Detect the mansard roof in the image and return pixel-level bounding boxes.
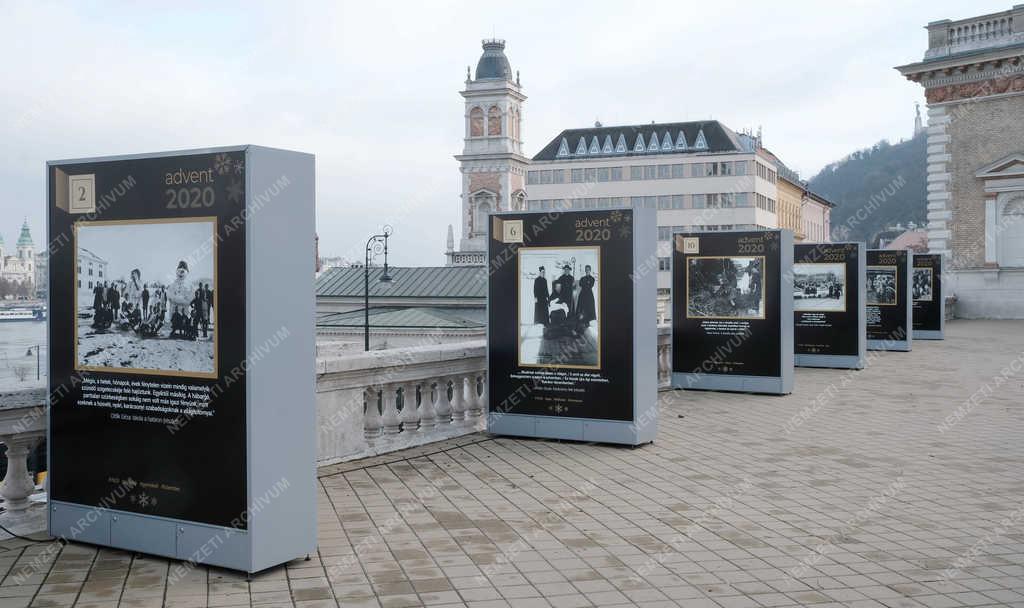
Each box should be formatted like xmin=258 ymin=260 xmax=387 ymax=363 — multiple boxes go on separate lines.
xmin=316 ymin=266 xmax=486 ymax=299
xmin=532 ymin=120 xmax=743 ymax=161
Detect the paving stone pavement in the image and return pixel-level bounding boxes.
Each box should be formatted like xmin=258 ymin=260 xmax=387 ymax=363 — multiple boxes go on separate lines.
xmin=0 ymin=319 xmax=1021 ymax=607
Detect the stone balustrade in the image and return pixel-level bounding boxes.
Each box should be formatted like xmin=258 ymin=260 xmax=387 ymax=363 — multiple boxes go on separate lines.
xmin=926 ymin=6 xmax=1024 ymax=59
xmin=0 ymin=386 xmax=47 ymax=512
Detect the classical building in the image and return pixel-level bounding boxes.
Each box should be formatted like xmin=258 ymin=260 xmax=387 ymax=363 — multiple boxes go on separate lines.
xmin=772 ymin=158 xmax=833 ymax=243
xmin=447 ymin=39 xmax=528 ymax=267
xmin=897 ymin=5 xmax=1024 ymax=318
xmin=0 ymin=220 xmax=36 ymax=287
xmin=76 ymin=246 xmax=108 ymax=301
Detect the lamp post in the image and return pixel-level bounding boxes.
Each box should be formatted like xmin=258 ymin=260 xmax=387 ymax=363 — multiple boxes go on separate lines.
xmin=364 ymin=226 xmax=393 ymax=351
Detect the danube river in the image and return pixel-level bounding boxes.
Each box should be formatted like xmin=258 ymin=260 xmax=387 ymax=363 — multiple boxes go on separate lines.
xmin=0 ymin=320 xmax=46 ymax=390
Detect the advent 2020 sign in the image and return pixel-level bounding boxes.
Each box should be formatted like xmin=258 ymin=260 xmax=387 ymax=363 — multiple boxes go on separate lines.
xmin=912 ymin=253 xmax=944 ymax=340
xmin=48 ymin=146 xmax=316 ymax=572
xmin=865 ymin=249 xmax=912 ymax=351
xmin=486 ymin=207 xmax=657 ymax=445
xmin=793 ymin=242 xmax=866 ymax=369
xmin=672 ymin=229 xmax=794 ymax=394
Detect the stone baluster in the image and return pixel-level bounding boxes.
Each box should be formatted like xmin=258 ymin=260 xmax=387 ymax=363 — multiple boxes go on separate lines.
xmin=417 ymin=382 xmax=437 ymax=430
xmin=449 ymin=375 xmax=467 ymax=423
xmin=400 ymin=383 xmax=420 ymax=433
xmin=658 ymin=343 xmax=671 ymax=388
xmin=364 ymin=386 xmax=383 ymax=439
xmin=0 ymin=433 xmax=43 ymax=512
xmin=381 ymin=384 xmax=402 ymax=435
xmin=468 ymin=373 xmax=485 ymax=418
xmin=434 ymin=377 xmax=453 ymax=424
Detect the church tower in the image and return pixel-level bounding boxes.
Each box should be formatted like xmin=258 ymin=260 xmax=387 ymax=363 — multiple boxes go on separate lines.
xmin=16 ymin=219 xmax=33 ymax=274
xmin=447 ymin=39 xmax=528 ymax=266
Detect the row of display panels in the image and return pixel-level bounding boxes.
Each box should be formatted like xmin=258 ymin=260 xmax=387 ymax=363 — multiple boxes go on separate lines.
xmin=485 ymin=212 xmax=944 ymax=446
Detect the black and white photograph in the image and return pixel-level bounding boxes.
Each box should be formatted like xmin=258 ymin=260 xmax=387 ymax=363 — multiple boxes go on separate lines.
xmin=517 ymin=246 xmax=600 ymax=368
xmin=75 ymin=218 xmax=217 ymax=377
xmin=686 ymin=256 xmax=765 ymax=319
xmin=867 ymin=265 xmax=898 ymax=306
xmin=913 ymin=267 xmax=933 ymax=302
xmin=793 ymin=262 xmax=846 ymax=312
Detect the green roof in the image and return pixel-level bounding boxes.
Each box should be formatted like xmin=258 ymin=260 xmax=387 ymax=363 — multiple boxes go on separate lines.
xmin=316 ymin=266 xmax=487 ymax=299
xmin=317 ymin=306 xmax=485 ymax=330
xmin=16 ymin=220 xmax=32 ymax=247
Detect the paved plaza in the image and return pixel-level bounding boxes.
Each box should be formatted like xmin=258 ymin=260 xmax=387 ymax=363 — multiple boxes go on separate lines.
xmin=1 ymin=320 xmax=1022 ymax=607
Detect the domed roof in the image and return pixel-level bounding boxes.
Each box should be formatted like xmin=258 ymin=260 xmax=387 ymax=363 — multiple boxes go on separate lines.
xmin=475 ymin=39 xmax=512 ymax=81
xmin=16 ymin=219 xmax=32 ymax=247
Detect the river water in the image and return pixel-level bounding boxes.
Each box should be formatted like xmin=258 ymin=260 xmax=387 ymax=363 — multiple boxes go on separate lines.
xmin=0 ymin=321 xmax=47 ymax=390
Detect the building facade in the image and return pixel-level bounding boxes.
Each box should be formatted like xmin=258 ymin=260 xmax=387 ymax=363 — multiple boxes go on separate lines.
xmin=525 ymin=122 xmax=783 ymax=294
xmin=0 ymin=220 xmax=36 ymax=287
xmin=897 ymin=4 xmax=1024 ymax=318
xmin=76 ymin=247 xmax=108 ymax=302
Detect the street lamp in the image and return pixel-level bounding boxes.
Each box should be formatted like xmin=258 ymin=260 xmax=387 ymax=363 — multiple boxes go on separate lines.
xmin=364 ymin=226 xmax=394 ymax=351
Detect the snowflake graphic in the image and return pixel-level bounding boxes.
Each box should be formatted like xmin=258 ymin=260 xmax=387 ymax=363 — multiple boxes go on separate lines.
xmin=214 ymin=154 xmax=232 ymax=175
xmin=609 ymin=210 xmax=623 ymax=223
xmin=234 ymin=160 xmax=244 ymax=175
xmin=227 ymin=180 xmax=243 ymax=203
xmin=770 ymin=239 xmax=779 ymax=252
xmin=137 ymin=493 xmax=151 ymax=507
xmin=618 ymin=226 xmax=632 ymax=239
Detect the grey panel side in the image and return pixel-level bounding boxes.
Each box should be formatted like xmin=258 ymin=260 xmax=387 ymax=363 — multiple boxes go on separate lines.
xmin=47 ymin=145 xmax=250 ymax=167
xmin=245 ymin=147 xmax=317 ymax=572
xmin=795 ymin=354 xmax=864 ymax=369
xmin=867 ymin=339 xmax=912 ymax=351
xmin=857 ymin=245 xmax=867 ymax=366
xmin=904 ymin=253 xmax=914 ymax=351
xmin=673 ymin=373 xmax=789 ymax=395
xmin=779 ymin=231 xmax=794 ymax=394
xmin=632 ymin=205 xmax=658 ymax=444
xmin=914 ymin=330 xmax=945 ymax=340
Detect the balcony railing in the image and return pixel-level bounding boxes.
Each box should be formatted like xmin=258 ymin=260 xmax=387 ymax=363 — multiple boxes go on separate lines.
xmin=926 ymin=7 xmax=1024 ymax=60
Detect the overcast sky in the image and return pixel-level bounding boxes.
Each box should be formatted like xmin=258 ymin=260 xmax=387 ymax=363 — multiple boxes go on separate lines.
xmin=0 ymin=1 xmax=1002 ymax=267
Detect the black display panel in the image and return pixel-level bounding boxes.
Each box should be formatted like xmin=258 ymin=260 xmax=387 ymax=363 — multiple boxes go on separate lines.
xmin=672 ymin=230 xmax=783 ymax=377
xmin=794 ymin=243 xmax=860 ymax=357
xmin=912 ymin=254 xmax=942 ymax=332
xmin=487 ymin=210 xmax=633 ymax=421
xmin=865 ymin=249 xmax=909 ymax=342
xmin=49 ymin=152 xmax=246 ymax=528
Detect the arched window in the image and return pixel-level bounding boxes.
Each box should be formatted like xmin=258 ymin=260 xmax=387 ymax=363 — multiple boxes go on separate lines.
xmin=472 ymin=191 xmax=495 ymax=235
xmin=487 ymin=106 xmax=502 ymax=136
xmin=999 ymin=197 xmax=1024 ymax=267
xmin=469 ymin=107 xmax=484 ymax=137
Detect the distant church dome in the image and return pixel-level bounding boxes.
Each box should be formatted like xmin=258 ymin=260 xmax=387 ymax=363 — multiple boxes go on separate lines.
xmin=475 ymin=39 xmax=512 ymax=80
xmin=17 ymin=219 xmax=32 ymax=247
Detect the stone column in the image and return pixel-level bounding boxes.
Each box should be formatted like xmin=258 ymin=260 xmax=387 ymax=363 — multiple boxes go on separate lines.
xmin=450 ymin=375 xmax=467 ymax=423
xmin=0 ymin=433 xmax=43 ymax=512
xmin=364 ymin=387 xmax=383 ymax=439
xmin=400 ymin=383 xmax=420 ymax=433
xmin=418 ymin=382 xmax=437 ymax=430
xmin=381 ymin=385 xmax=402 ymax=435
xmin=434 ymin=378 xmax=453 ymax=424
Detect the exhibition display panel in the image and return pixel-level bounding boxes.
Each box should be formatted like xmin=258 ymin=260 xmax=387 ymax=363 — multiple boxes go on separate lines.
xmin=671 ymin=229 xmax=794 ymax=394
xmin=912 ymin=253 xmax=944 ymax=340
xmin=865 ymin=248 xmax=912 ymax=351
xmin=486 ymin=207 xmax=657 ymax=445
xmin=47 ymin=146 xmax=316 ymax=572
xmin=793 ymin=242 xmax=866 ymax=369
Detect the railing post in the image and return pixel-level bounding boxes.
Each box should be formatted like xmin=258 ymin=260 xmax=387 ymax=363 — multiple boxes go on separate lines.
xmin=400 ymin=383 xmax=420 ymax=433
xmin=381 ymin=384 xmax=402 ymax=435
xmin=450 ymin=375 xmax=467 ymax=423
xmin=434 ymin=377 xmax=453 ymax=424
xmin=469 ymin=373 xmax=485 ymax=418
xmin=0 ymin=433 xmax=42 ymax=512
xmin=418 ymin=381 xmax=437 ymax=430
xmin=364 ymin=386 xmax=383 ymax=439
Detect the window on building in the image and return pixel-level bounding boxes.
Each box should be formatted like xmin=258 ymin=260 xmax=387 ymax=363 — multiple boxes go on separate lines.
xmin=611 ymin=167 xmax=623 ymax=181
xmin=691 ymin=163 xmax=704 ymax=177
xmin=643 ymin=166 xmax=657 ymax=180
xmin=571 ymin=168 xmax=584 ymax=183
xmin=999 ymin=198 xmax=1024 ymax=266
xmin=736 ymin=192 xmax=750 ymax=207
xmin=487 ymin=106 xmax=501 ymax=135
xmin=735 ymin=161 xmax=747 ymax=176
xmin=671 ymin=195 xmax=685 ymax=209
xmin=597 ymin=167 xmax=610 ymax=182
xmin=527 ymin=171 xmax=540 ymax=185
xmin=552 ymin=169 xmax=565 ymax=184
xmin=671 ymin=164 xmax=685 ymax=178
xmin=644 ymin=196 xmax=657 ymax=209
xmin=77 ymin=280 xmax=81 ymax=288
xmin=630 ymin=166 xmax=643 ymax=180
xmin=693 ymin=194 xmax=706 ymax=208
xmin=658 ymin=165 xmax=671 ymax=179
xmin=719 ymin=162 xmax=733 ymax=176
xmin=658 ymin=226 xmax=671 ymax=241
xmin=658 ymin=257 xmax=670 ymax=271
xmin=89 ymin=268 xmax=93 ymax=276
xmin=706 ymin=163 xmax=719 ymax=176
xmin=658 ymin=196 xmax=671 ymax=210
xmin=631 ymin=196 xmax=644 ymax=207
xmin=98 ymin=270 xmax=103 ymax=277
xmin=469 ymin=107 xmax=484 ymax=137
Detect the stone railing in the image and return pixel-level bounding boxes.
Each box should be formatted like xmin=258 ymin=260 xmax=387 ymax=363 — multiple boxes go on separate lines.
xmin=0 ymin=386 xmax=47 ymax=512
xmin=926 ymin=7 xmax=1024 ymax=59
xmin=316 ymin=341 xmax=488 ymax=465
xmin=316 ymin=327 xmax=675 ymax=464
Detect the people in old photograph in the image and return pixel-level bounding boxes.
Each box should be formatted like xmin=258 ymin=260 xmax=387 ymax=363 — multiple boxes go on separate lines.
xmin=76 ymin=220 xmax=216 ymax=376
xmin=867 ymin=266 xmax=897 ymax=305
xmin=793 ymin=262 xmax=846 ymax=312
xmin=913 ymin=268 xmax=933 ymax=302
xmin=687 ymin=256 xmax=764 ymax=319
xmin=518 ymin=248 xmax=600 ymax=368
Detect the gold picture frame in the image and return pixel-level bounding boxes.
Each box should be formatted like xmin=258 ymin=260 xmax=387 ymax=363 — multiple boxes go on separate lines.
xmin=73 ymin=217 xmax=219 ymax=379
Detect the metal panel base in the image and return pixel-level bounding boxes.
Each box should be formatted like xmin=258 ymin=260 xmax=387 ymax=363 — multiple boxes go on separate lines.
xmin=913 ymin=330 xmax=944 ymax=340
xmin=867 ymin=339 xmax=911 ymax=351
xmin=489 ymin=413 xmax=651 ymax=446
xmin=50 ymin=501 xmax=252 ymax=571
xmin=672 ymin=373 xmax=792 ymax=395
xmin=795 ymin=354 xmax=865 ymax=369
